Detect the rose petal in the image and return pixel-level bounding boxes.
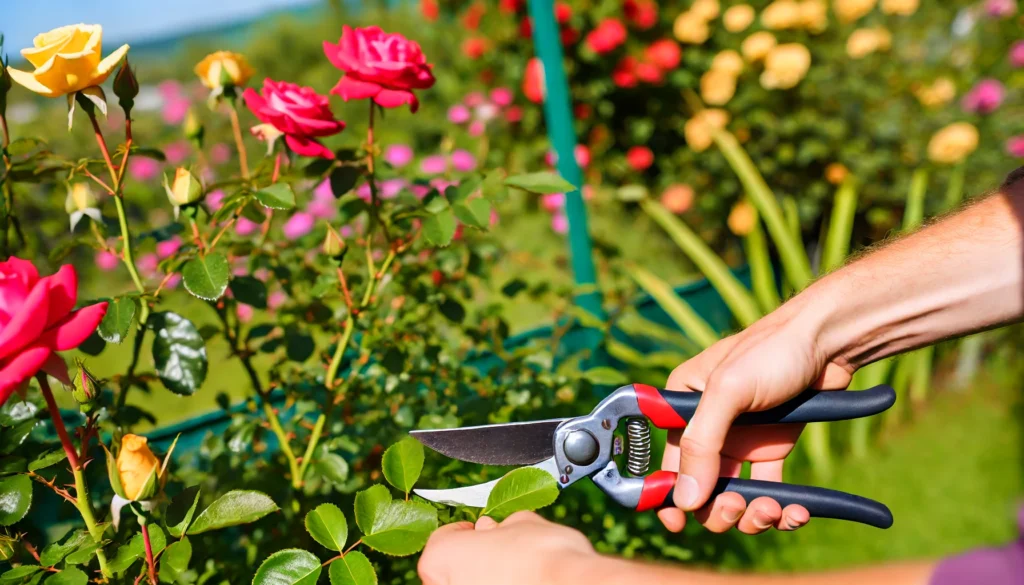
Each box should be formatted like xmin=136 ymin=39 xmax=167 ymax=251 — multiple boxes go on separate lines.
xmin=0 ymin=281 xmax=49 ymax=359
xmin=38 ymin=302 xmax=107 ymax=352
xmin=374 ymin=88 xmax=418 ymax=111
xmin=242 ymin=87 xmax=271 ymax=124
xmin=0 ymin=345 xmax=51 ymax=407
xmin=284 ymin=135 xmax=335 ymax=159
xmin=330 ymin=76 xmax=381 ymax=101
xmin=43 ymin=265 xmax=78 ymax=328
xmin=6 ymin=66 xmax=59 ymax=97
xmin=41 ymin=352 xmax=70 ymax=386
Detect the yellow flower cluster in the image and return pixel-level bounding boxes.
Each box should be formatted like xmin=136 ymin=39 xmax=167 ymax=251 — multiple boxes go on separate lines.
xmin=927 ymin=122 xmax=979 ymax=165
xmin=914 ymin=77 xmax=956 ymax=108
xmin=685 ymin=108 xmax=730 ymax=152
xmin=761 ymin=43 xmax=812 ymax=89
xmin=833 ymin=0 xmax=877 ymax=23
xmin=674 ymin=0 xmax=720 ymax=44
xmin=760 ymin=0 xmax=828 ymax=33
xmin=881 ymin=0 xmax=919 ymax=16
xmin=723 ymin=4 xmax=756 ymax=32
xmin=846 ymin=27 xmax=892 ymax=59
xmin=701 ymin=50 xmax=744 ymax=105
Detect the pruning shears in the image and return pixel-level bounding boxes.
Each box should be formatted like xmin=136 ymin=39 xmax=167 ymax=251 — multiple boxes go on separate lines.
xmin=411 ymin=383 xmax=896 ymax=528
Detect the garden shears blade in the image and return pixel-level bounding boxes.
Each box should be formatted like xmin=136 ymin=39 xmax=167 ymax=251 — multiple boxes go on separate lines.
xmin=413 ymin=383 xmax=898 ymax=529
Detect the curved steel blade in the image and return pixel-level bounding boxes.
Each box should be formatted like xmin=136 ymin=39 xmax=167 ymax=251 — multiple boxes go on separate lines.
xmin=414 ymin=458 xmax=560 ymax=508
xmin=410 ymin=419 xmax=565 ymax=465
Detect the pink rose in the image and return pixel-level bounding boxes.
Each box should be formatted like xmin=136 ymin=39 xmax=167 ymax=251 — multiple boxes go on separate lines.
xmin=551 ymin=213 xmax=569 ymax=234
xmin=95 ymin=250 xmax=119 ymax=272
xmin=164 ymin=273 xmax=182 ymax=290
xmin=156 ymin=236 xmax=182 ymax=259
xmin=468 ymin=121 xmax=486 ymax=137
xmin=0 ymin=258 xmax=107 ymax=405
xmin=384 ymin=144 xmax=414 ymax=167
xmin=451 ymin=150 xmax=477 ymax=172
xmin=162 ymin=98 xmax=189 ymax=125
xmin=128 ymin=157 xmax=160 ymax=182
xmin=137 ymin=253 xmax=158 ymax=278
xmin=421 ymin=155 xmax=448 ymax=174
xmin=541 ymin=193 xmax=564 ymax=212
xmin=158 ymin=80 xmax=183 ymax=100
xmin=448 ymin=104 xmax=471 ymax=124
xmin=1007 ymin=135 xmax=1024 ymax=158
xmin=244 ymin=79 xmax=346 ymax=159
xmin=490 ymin=87 xmax=513 ymax=107
xmin=585 ymin=19 xmax=627 ymax=54
xmin=268 ymin=290 xmax=287 ymax=311
xmin=1011 ymin=41 xmax=1024 ymax=68
xmin=324 ymin=26 xmax=436 ymax=112
xmin=206 ymin=190 xmax=226 ymax=212
xmin=961 ymin=79 xmax=1005 ymax=114
xmin=164 ymin=142 xmax=190 ymax=165
xmin=984 ymin=0 xmax=1016 ymax=17
xmin=236 ymin=217 xmax=261 ymax=236
xmin=308 ymin=199 xmax=337 ymax=220
xmin=283 ymin=212 xmax=315 ymax=240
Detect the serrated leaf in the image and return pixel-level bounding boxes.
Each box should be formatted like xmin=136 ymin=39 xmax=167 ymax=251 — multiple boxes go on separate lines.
xmin=314 ymin=454 xmax=349 ymax=486
xmin=64 ymin=542 xmax=103 ymax=566
xmin=381 ymin=438 xmax=423 ymax=494
xmin=354 ymin=485 xmax=390 ymax=534
xmin=0 ymin=420 xmax=36 ymax=455
xmin=182 ymin=253 xmax=229 ymax=301
xmin=447 ymin=176 xmax=481 ymax=204
xmin=328 ymin=551 xmax=376 ymax=585
xmin=452 ymin=198 xmax=491 ymax=230
xmin=166 ymin=485 xmax=201 ymax=538
xmin=255 ymin=183 xmax=295 ymax=210
xmin=149 ymin=312 xmax=207 ymax=396
xmin=0 ymin=474 xmax=32 ymax=525
xmin=503 ymin=172 xmax=575 ymax=194
xmin=304 ymin=504 xmax=347 ymax=552
xmin=230 ymin=276 xmax=267 ymax=309
xmin=252 ymin=549 xmax=320 ymax=585
xmin=97 ymin=296 xmax=136 ymax=344
xmin=1 ymin=566 xmax=40 ymax=580
xmin=158 ymin=538 xmax=192 ymax=584
xmin=360 ymin=500 xmax=437 ymax=557
xmin=39 ymin=530 xmax=90 ymax=566
xmin=422 ymin=208 xmax=456 ymax=247
xmin=44 ymin=567 xmax=87 ymax=585
xmin=581 ymin=367 xmax=629 ymax=386
xmin=27 ymin=449 xmax=66 ymax=472
xmin=482 ymin=467 xmax=559 ymax=521
xmin=186 ymin=490 xmax=278 ymax=535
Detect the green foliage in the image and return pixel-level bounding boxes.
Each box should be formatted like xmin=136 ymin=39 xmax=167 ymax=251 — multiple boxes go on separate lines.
xmin=304 ymin=504 xmax=348 ymax=552
xmin=481 ymin=467 xmax=560 ymax=521
xmin=0 ymin=475 xmax=32 ymax=526
xmin=354 ymin=485 xmax=391 ymax=535
xmin=97 ymin=296 xmax=137 ymax=343
xmin=360 ymin=500 xmax=437 ymax=557
xmin=381 ymin=438 xmax=424 ymax=495
xmin=44 ymin=567 xmax=88 ymax=585
xmin=255 ymin=183 xmax=296 ymax=210
xmin=148 ymin=312 xmax=208 ymax=395
xmin=186 ymin=490 xmax=278 ymax=535
xmin=252 ymin=549 xmax=321 ymax=585
xmin=182 ymin=253 xmax=230 ymax=301
xmin=328 ymin=552 xmax=376 ymax=585
xmin=158 ymin=538 xmax=193 ymax=584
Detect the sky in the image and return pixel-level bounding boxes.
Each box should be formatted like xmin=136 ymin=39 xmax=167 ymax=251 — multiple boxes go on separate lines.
xmin=2 ymin=0 xmax=318 ymax=52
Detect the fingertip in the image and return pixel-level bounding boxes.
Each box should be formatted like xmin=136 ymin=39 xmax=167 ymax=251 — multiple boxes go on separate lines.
xmin=780 ymin=505 xmax=810 ymax=531
xmin=672 ymin=473 xmax=701 ymax=510
xmin=475 ymin=516 xmax=499 ymax=531
xmin=657 ymin=508 xmax=685 ymax=533
xmin=739 ymin=497 xmax=782 ymax=534
xmin=432 ymin=521 xmax=475 ymax=536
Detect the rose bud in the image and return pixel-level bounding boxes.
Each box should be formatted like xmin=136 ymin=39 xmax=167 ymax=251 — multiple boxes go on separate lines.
xmin=114 ymin=434 xmax=165 ymax=501
xmin=65 ymin=182 xmax=102 ymax=232
xmin=183 ymin=107 xmax=205 ymax=146
xmin=322 ymin=223 xmax=347 ymax=259
xmin=163 ymin=167 xmax=203 ymax=218
xmin=194 ymin=51 xmax=254 ymax=96
xmin=112 ymin=59 xmax=138 ymax=115
xmin=70 ymin=359 xmax=100 ymax=412
xmin=0 ymin=47 xmax=11 ymax=120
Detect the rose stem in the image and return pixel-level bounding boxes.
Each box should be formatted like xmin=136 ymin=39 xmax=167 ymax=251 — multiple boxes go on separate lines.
xmin=141 ymin=524 xmax=157 ymax=585
xmin=0 ymin=112 xmax=12 ymax=257
xmin=38 ymin=374 xmax=111 ymax=577
xmin=228 ymin=106 xmax=250 ymax=180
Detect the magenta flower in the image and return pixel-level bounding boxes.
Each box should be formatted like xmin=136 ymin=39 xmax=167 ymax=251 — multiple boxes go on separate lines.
xmin=162 ymin=98 xmax=190 ymax=125
xmin=421 ymin=155 xmax=448 ymax=174
xmin=95 ymin=250 xmax=119 ymax=272
xmin=308 ymin=199 xmax=336 ymax=220
xmin=448 ymin=104 xmax=471 ymax=124
xmin=384 ymin=144 xmax=414 ymax=167
xmin=164 ymin=141 xmax=190 ymax=164
xmin=410 ymin=184 xmax=431 ymax=198
xmin=380 ymin=178 xmax=407 ymax=198
xmin=340 ymin=225 xmax=355 ymax=238
xmin=1007 ymin=135 xmax=1024 ymax=158
xmin=210 ymin=143 xmax=232 ymax=165
xmin=268 ymin=290 xmax=287 ymax=310
xmin=961 ymin=79 xmax=1005 ymax=114
xmin=137 ymin=253 xmax=158 ymax=278
xmin=468 ymin=121 xmax=485 ymax=137
xmin=464 ymin=91 xmax=486 ymax=107
xmin=206 ymin=190 xmax=225 ymax=212
xmin=1011 ymin=41 xmax=1024 ymax=68
xmin=243 ymin=78 xmax=347 ymax=159
xmin=236 ymin=303 xmax=254 ymax=323
xmin=984 ymin=0 xmax=1016 ymax=17
xmin=164 ymin=273 xmax=182 ymax=290
xmin=158 ymin=80 xmax=183 ymax=100
xmin=156 ymin=236 xmax=182 ymax=259
xmin=128 ymin=157 xmax=160 ymax=182
xmin=430 ymin=178 xmax=458 ymax=192
xmin=236 ymin=217 xmax=261 ymax=236
xmin=490 ymin=87 xmax=513 ymax=107
xmin=542 ymin=193 xmax=565 ymax=212
xmin=451 ymin=150 xmax=477 ymax=172
xmin=551 ymin=213 xmax=569 ymax=234
xmin=314 ymin=179 xmax=334 ymax=200
xmin=283 ymin=212 xmax=315 ymax=240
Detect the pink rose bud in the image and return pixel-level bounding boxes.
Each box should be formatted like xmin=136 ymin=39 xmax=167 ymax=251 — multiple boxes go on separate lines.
xmin=451 ymin=150 xmax=477 ymax=172
xmin=468 ymin=120 xmax=486 ymax=136
xmin=551 ymin=213 xmax=569 ymax=234
xmin=380 ymin=178 xmax=408 ymax=199
xmin=164 ymin=141 xmax=190 ymax=165
xmin=137 ymin=253 xmax=158 ymax=277
xmin=314 ymin=179 xmax=334 ymax=200
xmin=95 ymin=250 xmax=119 ymax=271
xmin=961 ymin=78 xmax=1005 ymax=114
xmin=384 ymin=144 xmax=414 ymax=167
xmin=268 ymin=290 xmax=287 ymax=310
xmin=421 ymin=155 xmax=448 ymax=174
xmin=1007 ymin=135 xmax=1024 ymax=158
xmin=448 ymin=104 xmax=471 ymax=124
xmin=236 ymin=217 xmax=260 ymax=236
xmin=984 ymin=0 xmax=1016 ymax=17
xmin=475 ymin=102 xmax=499 ymax=122
xmin=490 ymin=87 xmax=514 ymax=106
xmin=206 ymin=189 xmax=225 ymax=211
xmin=236 ymin=303 xmax=254 ymax=323
xmin=1011 ymin=41 xmax=1024 ymax=68
xmin=283 ymin=212 xmax=315 ymax=240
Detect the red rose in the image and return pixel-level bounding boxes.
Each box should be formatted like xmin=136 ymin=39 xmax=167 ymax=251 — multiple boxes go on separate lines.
xmin=612 ymin=56 xmax=638 ymax=88
xmin=555 ymin=2 xmax=573 ymax=24
xmin=635 ymin=61 xmax=664 ymax=84
xmin=626 ymin=146 xmax=654 ymax=171
xmin=243 ymin=79 xmax=346 ymax=159
xmin=324 ymin=26 xmax=436 ymax=112
xmin=462 ymin=3 xmax=486 ymax=30
xmin=645 ymin=39 xmax=681 ymax=71
xmin=462 ymin=37 xmax=489 ymax=60
xmin=624 ymin=0 xmax=658 ymax=29
xmin=421 ymin=0 xmax=439 ymax=21
xmin=519 ymin=17 xmax=533 ymax=39
xmin=505 ymin=105 xmax=523 ymax=123
xmin=500 ymin=0 xmax=524 ymax=14
xmin=0 ymin=258 xmax=107 ymax=406
xmin=585 ymin=19 xmax=627 ymax=54
xmin=523 ymin=57 xmax=545 ymax=103
xmin=560 ymin=27 xmax=579 ymax=45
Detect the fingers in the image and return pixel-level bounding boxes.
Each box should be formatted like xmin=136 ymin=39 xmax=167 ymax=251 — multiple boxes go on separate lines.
xmin=431 ymin=521 xmax=475 ymax=536
xmin=693 ymin=491 xmax=746 ymax=533
xmin=475 ymin=516 xmax=499 ymax=531
xmin=811 ymin=362 xmax=855 ymax=390
xmin=656 ymin=507 xmax=686 ymax=533
xmin=778 ymin=504 xmax=810 ymax=531
xmin=737 ymin=496 xmax=782 ymax=535
xmin=419 ymin=521 xmax=475 ymax=585
xmin=749 ymin=458 xmax=784 ymax=482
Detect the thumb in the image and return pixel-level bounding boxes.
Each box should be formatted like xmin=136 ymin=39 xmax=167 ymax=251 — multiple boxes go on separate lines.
xmin=673 ymin=373 xmax=746 ymax=510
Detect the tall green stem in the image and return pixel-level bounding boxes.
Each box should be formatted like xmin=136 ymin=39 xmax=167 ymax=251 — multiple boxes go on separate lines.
xmin=1 ymin=113 xmax=12 ymax=258
xmin=294 ymin=413 xmax=327 ymax=489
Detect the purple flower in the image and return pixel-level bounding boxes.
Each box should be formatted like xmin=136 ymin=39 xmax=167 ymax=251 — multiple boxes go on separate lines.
xmin=137 ymin=253 xmax=159 ymax=277
xmin=308 ymin=199 xmax=336 ymax=220
xmin=95 ymin=250 xmax=119 ymax=272
xmin=128 ymin=157 xmax=160 ymax=182
xmin=1011 ymin=41 xmax=1024 ymax=68
xmin=410 ymin=184 xmax=431 ymax=198
xmin=283 ymin=212 xmax=315 ymax=240
xmin=210 ymin=143 xmax=232 ymax=165
xmin=984 ymin=0 xmax=1016 ymax=17
xmin=384 ymin=144 xmax=414 ymax=167
xmin=451 ymin=150 xmax=477 ymax=172
xmin=961 ymin=79 xmax=1004 ymax=114
xmin=448 ymin=104 xmax=471 ymax=124
xmin=380 ymin=178 xmax=407 ymax=199
xmin=156 ymin=236 xmax=182 ymax=259
xmin=541 ymin=193 xmax=564 ymax=212
xmin=421 ymin=155 xmax=448 ymax=174
xmin=1007 ymin=135 xmax=1024 ymax=158
xmin=268 ymin=290 xmax=287 ymax=310
xmin=490 ymin=87 xmax=513 ymax=107
xmin=164 ymin=141 xmax=190 ymax=164
xmin=236 ymin=217 xmax=261 ymax=236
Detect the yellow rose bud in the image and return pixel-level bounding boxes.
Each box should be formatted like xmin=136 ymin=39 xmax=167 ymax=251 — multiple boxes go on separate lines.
xmin=323 ymin=224 xmax=347 ymax=259
xmin=64 ymin=182 xmax=101 ymax=231
xmin=183 ymin=108 xmax=204 ymax=143
xmin=741 ymin=32 xmax=777 ymax=62
xmin=163 ymin=168 xmax=203 ymax=217
xmin=728 ymin=201 xmax=758 ymax=236
xmin=825 ymin=163 xmax=850 ymax=185
xmin=6 ymin=25 xmax=129 ymax=98
xmin=700 ymin=69 xmax=737 ymax=106
xmin=711 ymin=50 xmax=744 ymax=76
xmin=761 ymin=0 xmax=802 ymax=30
xmin=116 ymin=434 xmax=163 ymax=501
xmin=800 ymin=0 xmax=829 ymax=33
xmin=691 ymin=0 xmax=721 ymax=20
xmin=684 ymin=108 xmax=730 ymax=152
xmin=674 ymin=12 xmax=711 ymax=44
xmin=761 ymin=43 xmax=811 ymax=90
xmin=194 ymin=51 xmax=254 ymax=90
xmin=881 ymin=0 xmax=918 ymax=15
xmin=833 ymin=0 xmax=877 ymax=23
xmin=723 ymin=4 xmax=756 ymax=32
xmin=927 ymin=122 xmax=979 ymax=165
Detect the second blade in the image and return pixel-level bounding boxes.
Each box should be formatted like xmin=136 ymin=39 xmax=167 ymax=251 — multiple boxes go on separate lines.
xmin=410 ymin=418 xmax=566 ymax=465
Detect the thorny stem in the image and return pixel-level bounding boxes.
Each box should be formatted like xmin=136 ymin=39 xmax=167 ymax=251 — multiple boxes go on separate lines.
xmin=141 ymin=524 xmax=157 ymax=585
xmin=1 ymin=112 xmax=13 ymax=258
xmin=336 ymin=267 xmax=353 ymax=309
xmin=228 ymin=105 xmax=250 ymax=180
xmin=87 ymin=111 xmax=118 ymax=187
xmin=38 ymin=375 xmax=111 ymax=577
xmin=208 ymin=218 xmax=236 ymax=251
xmin=116 ymin=118 xmax=133 ymax=187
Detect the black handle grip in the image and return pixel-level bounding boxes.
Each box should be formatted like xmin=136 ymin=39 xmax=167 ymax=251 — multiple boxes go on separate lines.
xmin=651 ymin=477 xmax=894 ymax=528
xmin=648 ymin=385 xmax=895 ymax=426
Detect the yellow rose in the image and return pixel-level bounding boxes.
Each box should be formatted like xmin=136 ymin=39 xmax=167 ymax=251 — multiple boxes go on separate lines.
xmin=163 ymin=168 xmax=204 ymax=218
xmin=914 ymin=77 xmax=956 ymax=108
xmin=761 ymin=43 xmax=811 ymax=89
xmin=833 ymin=0 xmax=877 ymax=23
xmin=728 ymin=201 xmax=758 ymax=236
xmin=194 ymin=51 xmax=254 ymax=90
xmin=825 ymin=163 xmax=850 ymax=185
xmin=711 ymin=50 xmax=744 ymax=76
xmin=674 ymin=12 xmax=711 ymax=44
xmin=800 ymin=0 xmax=829 ymax=33
xmin=741 ymin=31 xmax=777 ymax=62
xmin=691 ymin=0 xmax=721 ymax=20
xmin=116 ymin=434 xmax=163 ymax=501
xmin=927 ymin=122 xmax=979 ymax=165
xmin=846 ymin=27 xmax=891 ymax=59
xmin=881 ymin=0 xmax=918 ymax=15
xmin=7 ymin=25 xmax=129 ymax=98
xmin=724 ymin=5 xmax=756 ymax=32
xmin=701 ymin=69 xmax=738 ymax=105
xmin=684 ymin=108 xmax=730 ymax=152
xmin=761 ymin=0 xmax=802 ymax=30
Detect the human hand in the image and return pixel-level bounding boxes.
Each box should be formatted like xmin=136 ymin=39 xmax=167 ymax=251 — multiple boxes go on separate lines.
xmin=418 ymin=512 xmax=597 ymax=585
xmin=657 ymin=299 xmax=854 ymax=535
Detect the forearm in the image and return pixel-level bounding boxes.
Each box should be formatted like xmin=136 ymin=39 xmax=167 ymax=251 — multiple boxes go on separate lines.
xmin=807 ymin=179 xmax=1024 ymax=369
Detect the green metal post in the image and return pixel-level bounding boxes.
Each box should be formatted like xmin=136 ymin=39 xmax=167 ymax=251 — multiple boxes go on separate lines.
xmin=528 ymin=0 xmax=603 ymax=320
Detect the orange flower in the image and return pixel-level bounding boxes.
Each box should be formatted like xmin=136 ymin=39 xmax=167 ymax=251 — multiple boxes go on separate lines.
xmin=194 ymin=51 xmax=254 ymax=90
xmin=741 ymin=31 xmax=777 ymax=62
xmin=723 ymin=4 xmax=755 ymax=31
xmin=728 ymin=201 xmax=758 ymax=236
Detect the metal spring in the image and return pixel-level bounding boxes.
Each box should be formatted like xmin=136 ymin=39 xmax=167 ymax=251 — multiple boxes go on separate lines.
xmin=625 ymin=417 xmax=651 ymax=476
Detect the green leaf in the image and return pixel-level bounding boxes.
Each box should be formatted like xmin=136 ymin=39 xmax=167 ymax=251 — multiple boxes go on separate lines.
xmin=182 ymin=253 xmax=230 ymax=301
xmin=44 ymin=567 xmax=87 ymax=585
xmin=158 ymin=538 xmax=192 ymax=584
xmin=27 ymin=449 xmax=66 ymax=472
xmin=310 ymin=272 xmax=338 ymax=298
xmin=186 ymin=490 xmax=278 ymax=535
xmin=438 ymin=298 xmax=465 ymax=323
xmin=255 ymin=183 xmax=296 ymax=210
xmin=581 ymin=367 xmax=629 ymax=386
xmin=252 ymin=549 xmax=320 ymax=585
xmin=97 ymin=296 xmax=136 ymax=344
xmin=503 ymin=172 xmax=575 ymax=195
xmin=452 ymin=198 xmax=492 ymax=230
xmin=422 ymin=208 xmax=457 ymax=247
xmin=149 ymin=312 xmax=208 ymax=396
xmin=328 ymin=551 xmax=376 ymax=585
xmin=354 ymin=485 xmax=390 ymax=534
xmin=304 ymin=504 xmax=348 ymax=552
xmin=230 ymin=276 xmax=268 ymax=309
xmin=165 ymin=485 xmax=201 ymax=538
xmin=0 ymin=420 xmax=36 ymax=455
xmin=1 ymin=566 xmax=40 ymax=580
xmin=482 ymin=467 xmax=559 ymax=521
xmin=0 ymin=458 xmax=25 ymax=476
xmin=500 ymin=279 xmax=528 ymax=298
xmin=63 ymin=542 xmax=102 ymax=566
xmin=627 ymin=264 xmax=720 ymax=350
xmin=131 ymin=526 xmax=166 ymax=558
xmin=314 ymin=453 xmax=349 ymax=486
xmin=479 ymin=170 xmax=508 ymax=203
xmin=0 ymin=475 xmax=32 ymax=525
xmin=381 ymin=438 xmax=424 ymax=494
xmin=360 ymin=500 xmax=437 ymax=557
xmin=329 ymin=166 xmax=361 ymax=198
xmin=39 ymin=530 xmax=90 ymax=566
xmin=106 ymin=543 xmax=140 ymax=574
